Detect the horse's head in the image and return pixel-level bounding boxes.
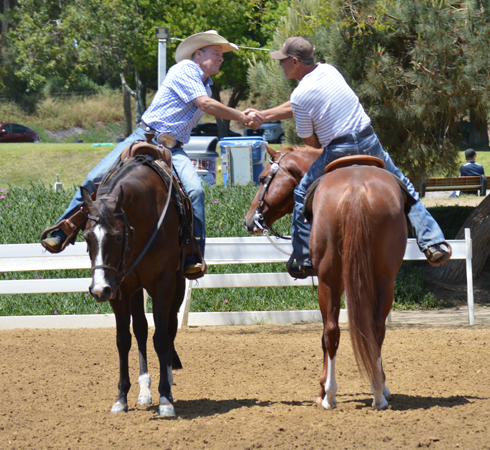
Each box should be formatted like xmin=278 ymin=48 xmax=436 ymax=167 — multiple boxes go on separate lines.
xmin=243 ymin=144 xmax=320 ymax=235
xmin=81 ymin=186 xmax=133 ymax=302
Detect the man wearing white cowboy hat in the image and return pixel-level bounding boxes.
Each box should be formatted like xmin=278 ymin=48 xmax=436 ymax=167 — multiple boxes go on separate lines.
xmin=41 ymin=30 xmax=261 ymax=278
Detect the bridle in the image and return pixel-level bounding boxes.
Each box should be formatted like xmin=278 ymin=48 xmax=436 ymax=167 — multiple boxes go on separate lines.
xmin=88 ymin=206 xmax=134 ymax=284
xmin=252 ymin=152 xmax=292 ymax=255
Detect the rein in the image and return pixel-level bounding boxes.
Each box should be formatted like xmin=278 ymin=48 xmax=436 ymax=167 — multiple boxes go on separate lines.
xmin=252 ymin=153 xmax=292 ymax=256
xmin=89 ymin=150 xmax=174 ymax=284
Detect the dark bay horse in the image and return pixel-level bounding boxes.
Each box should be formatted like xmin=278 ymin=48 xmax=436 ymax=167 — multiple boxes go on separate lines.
xmin=244 ymin=145 xmax=407 ymax=410
xmin=81 ymin=155 xmax=185 ymax=416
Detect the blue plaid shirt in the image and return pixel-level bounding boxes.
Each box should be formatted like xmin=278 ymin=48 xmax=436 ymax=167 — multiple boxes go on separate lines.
xmin=141 ymin=60 xmax=213 ymax=144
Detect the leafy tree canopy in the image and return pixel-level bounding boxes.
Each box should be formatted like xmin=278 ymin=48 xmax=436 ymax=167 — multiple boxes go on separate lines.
xmin=4 ymin=0 xmax=288 ymax=110
xmin=249 ymin=0 xmax=490 ymax=180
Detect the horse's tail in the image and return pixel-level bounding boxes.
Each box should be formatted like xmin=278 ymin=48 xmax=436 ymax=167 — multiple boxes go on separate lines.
xmin=339 ymin=185 xmax=381 ymax=387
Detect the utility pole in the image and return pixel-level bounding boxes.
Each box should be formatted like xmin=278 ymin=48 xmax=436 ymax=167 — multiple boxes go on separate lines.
xmin=155 ymin=27 xmax=170 ymax=88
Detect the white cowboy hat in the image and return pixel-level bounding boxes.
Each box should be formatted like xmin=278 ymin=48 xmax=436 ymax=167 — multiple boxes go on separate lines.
xmin=175 ymin=30 xmax=238 ymax=63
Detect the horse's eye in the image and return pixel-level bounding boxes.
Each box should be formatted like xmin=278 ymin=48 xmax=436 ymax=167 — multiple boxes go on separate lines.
xmin=115 ymin=233 xmax=123 ymax=243
xmin=259 ymin=176 xmax=265 ymax=184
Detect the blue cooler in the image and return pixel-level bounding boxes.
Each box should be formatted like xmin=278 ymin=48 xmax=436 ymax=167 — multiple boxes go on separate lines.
xmin=218 ymin=136 xmax=267 ymax=186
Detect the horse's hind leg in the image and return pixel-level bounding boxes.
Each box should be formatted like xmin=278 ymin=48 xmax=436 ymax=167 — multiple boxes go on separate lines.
xmin=370 ymin=279 xmax=395 ymax=410
xmin=317 ymin=279 xmax=341 ymax=410
xmin=131 ymin=289 xmax=152 ymax=406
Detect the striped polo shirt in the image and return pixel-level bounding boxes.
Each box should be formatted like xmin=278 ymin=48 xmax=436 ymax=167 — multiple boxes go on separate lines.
xmin=141 ymin=59 xmax=213 ymax=144
xmin=291 ymin=63 xmax=370 ymax=148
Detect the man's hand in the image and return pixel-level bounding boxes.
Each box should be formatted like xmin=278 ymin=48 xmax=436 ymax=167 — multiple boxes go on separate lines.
xmin=244 ymin=108 xmax=264 ymax=130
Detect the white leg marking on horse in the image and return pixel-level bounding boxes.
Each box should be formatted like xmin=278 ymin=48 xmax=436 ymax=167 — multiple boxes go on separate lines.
xmin=371 ymin=357 xmax=389 ymax=410
xmin=137 ymin=372 xmax=152 ymax=406
xmin=322 ymin=356 xmax=337 ymax=410
xmin=158 ymin=366 xmax=176 ymax=416
xmin=380 ymin=356 xmax=391 ymax=401
xmin=92 ymin=225 xmax=110 ymax=290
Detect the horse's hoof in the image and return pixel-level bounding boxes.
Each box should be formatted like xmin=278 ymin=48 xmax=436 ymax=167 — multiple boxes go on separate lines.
xmin=321 ymin=397 xmax=337 ymax=410
xmin=372 ymin=398 xmax=389 ymax=410
xmin=110 ymin=402 xmax=128 ymax=414
xmin=158 ymin=404 xmax=176 ymax=416
xmin=137 ymin=396 xmax=152 ymax=406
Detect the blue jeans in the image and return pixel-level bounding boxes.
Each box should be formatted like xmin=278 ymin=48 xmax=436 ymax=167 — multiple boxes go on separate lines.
xmin=292 ymin=127 xmax=446 ymax=264
xmin=55 ymin=126 xmax=206 ymax=256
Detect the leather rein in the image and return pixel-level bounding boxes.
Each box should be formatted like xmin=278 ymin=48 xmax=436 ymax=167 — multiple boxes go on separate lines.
xmin=88 ymin=150 xmax=174 ymax=285
xmin=252 ymin=153 xmax=292 ymax=256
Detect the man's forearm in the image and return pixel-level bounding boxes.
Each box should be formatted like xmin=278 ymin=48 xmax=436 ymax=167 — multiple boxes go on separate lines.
xmin=194 ymin=96 xmax=247 ymax=124
xmin=260 ymin=101 xmax=293 ymax=122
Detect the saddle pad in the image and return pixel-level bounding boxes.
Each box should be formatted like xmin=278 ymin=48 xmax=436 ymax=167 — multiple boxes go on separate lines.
xmin=121 ymin=140 xmax=172 ymax=167
xmin=324 ymin=155 xmax=385 ymax=174
xmin=303 ymin=164 xmax=416 ymax=222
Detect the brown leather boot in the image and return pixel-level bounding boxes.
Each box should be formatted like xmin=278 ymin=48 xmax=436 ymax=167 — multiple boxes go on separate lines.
xmin=180 ymin=236 xmax=207 ymax=280
xmin=424 ymin=242 xmax=452 ymax=267
xmin=41 ymin=207 xmax=89 ymax=253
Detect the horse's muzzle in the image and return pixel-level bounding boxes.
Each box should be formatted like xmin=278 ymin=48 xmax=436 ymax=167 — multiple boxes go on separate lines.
xmin=89 ymin=284 xmax=115 ymax=303
xmin=243 ymin=210 xmax=265 ymax=236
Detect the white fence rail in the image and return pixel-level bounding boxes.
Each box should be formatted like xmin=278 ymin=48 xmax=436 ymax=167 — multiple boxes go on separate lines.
xmin=0 ymin=229 xmax=474 ymax=326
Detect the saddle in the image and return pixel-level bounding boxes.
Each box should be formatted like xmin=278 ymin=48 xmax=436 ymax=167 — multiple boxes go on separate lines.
xmin=303 ymin=155 xmax=417 ymax=222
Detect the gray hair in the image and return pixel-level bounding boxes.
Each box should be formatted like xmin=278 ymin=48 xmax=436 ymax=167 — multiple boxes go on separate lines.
xmin=300 ymin=58 xmax=315 ymax=66
xmin=191 ymin=46 xmax=211 ymax=60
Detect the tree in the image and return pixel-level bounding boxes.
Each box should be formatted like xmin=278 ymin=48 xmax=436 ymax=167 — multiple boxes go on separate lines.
xmin=5 ymin=0 xmax=288 ymax=135
xmin=248 ymin=0 xmax=490 ymax=180
xmin=431 ymin=195 xmax=490 ymax=284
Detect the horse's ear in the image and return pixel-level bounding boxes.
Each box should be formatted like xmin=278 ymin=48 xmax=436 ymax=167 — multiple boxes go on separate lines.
xmin=114 ymin=186 xmax=124 ymax=213
xmin=80 ymin=186 xmax=93 ymax=207
xmin=265 ymin=144 xmax=280 ymax=161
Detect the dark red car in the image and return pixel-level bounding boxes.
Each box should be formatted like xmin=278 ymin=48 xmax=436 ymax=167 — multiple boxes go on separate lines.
xmin=0 ymin=122 xmax=40 ymax=143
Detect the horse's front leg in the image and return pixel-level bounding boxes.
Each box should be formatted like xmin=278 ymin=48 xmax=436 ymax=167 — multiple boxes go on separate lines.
xmin=130 ymin=289 xmax=152 ymax=406
xmin=317 ymin=279 xmax=341 ymax=410
xmin=110 ymin=299 xmax=132 ymax=413
xmin=149 ymin=283 xmax=177 ymax=416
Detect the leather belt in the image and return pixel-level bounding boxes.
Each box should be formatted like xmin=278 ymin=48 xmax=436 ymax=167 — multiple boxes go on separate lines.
xmin=138 ymin=123 xmax=183 ymax=147
xmin=329 ymin=126 xmax=374 ymax=146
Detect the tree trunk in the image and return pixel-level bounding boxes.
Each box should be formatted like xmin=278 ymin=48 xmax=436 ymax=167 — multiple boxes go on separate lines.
xmin=120 ymin=69 xmax=132 ymax=138
xmin=468 ymin=110 xmax=489 ymax=147
xmin=2 ymin=0 xmax=9 ymax=35
xmin=211 ymin=83 xmax=247 ymax=139
xmin=430 ymin=195 xmax=490 ymax=283
xmin=134 ymin=69 xmax=146 ymax=126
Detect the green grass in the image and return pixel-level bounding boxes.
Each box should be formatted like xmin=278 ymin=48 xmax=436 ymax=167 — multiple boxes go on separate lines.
xmin=0 ymin=143 xmax=115 ymax=188
xmin=0 ymin=178 xmax=465 ymax=315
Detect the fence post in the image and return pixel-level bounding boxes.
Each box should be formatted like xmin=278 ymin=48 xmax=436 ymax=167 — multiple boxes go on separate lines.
xmin=465 ymin=228 xmax=475 ymax=325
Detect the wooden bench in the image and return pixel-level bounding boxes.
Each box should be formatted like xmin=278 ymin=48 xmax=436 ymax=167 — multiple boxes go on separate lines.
xmin=418 ymin=175 xmax=487 ymax=197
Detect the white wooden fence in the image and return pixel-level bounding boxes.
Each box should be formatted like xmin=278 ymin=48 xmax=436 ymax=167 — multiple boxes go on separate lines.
xmin=0 ymin=229 xmax=475 ymax=327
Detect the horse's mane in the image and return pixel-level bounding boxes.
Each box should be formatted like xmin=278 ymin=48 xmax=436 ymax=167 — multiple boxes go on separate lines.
xmin=279 ymin=145 xmax=322 ymax=156
xmin=95 ymin=159 xmax=146 ymax=230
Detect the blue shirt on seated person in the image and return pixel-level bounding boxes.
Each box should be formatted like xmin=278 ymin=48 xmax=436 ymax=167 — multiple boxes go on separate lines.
xmin=460 ymin=148 xmax=485 ymax=177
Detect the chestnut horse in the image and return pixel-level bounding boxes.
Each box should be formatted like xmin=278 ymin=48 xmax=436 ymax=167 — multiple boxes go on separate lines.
xmin=244 ymin=145 xmax=408 ymax=410
xmin=81 ymin=155 xmax=185 ymax=416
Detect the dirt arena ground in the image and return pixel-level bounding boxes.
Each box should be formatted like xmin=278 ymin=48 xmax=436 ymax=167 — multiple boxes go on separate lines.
xmin=1 ymin=322 xmax=489 ymax=449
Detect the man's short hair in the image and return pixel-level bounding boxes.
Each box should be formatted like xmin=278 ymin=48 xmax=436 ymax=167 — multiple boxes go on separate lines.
xmin=465 ymin=148 xmax=476 ymax=160
xmin=300 ymin=58 xmax=315 ymax=66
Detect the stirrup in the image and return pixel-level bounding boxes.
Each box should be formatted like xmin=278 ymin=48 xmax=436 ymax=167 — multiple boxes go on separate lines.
xmin=180 ymin=237 xmax=207 ymax=280
xmin=424 ymin=242 xmax=452 ymax=267
xmin=40 ymin=214 xmax=86 ymax=253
